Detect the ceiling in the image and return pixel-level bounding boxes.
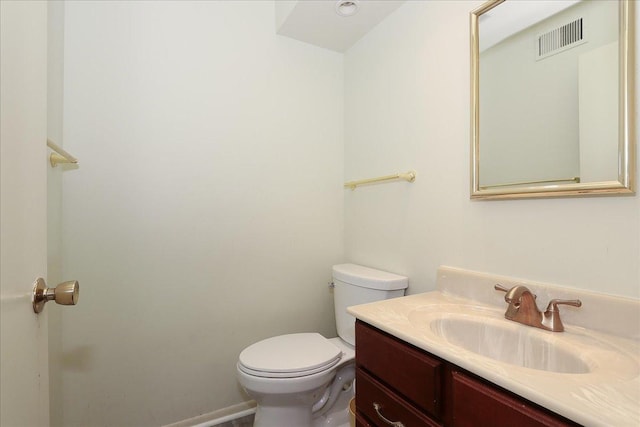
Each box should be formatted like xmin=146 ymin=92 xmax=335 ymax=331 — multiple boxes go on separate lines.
xmin=276 ymin=0 xmax=406 ymax=52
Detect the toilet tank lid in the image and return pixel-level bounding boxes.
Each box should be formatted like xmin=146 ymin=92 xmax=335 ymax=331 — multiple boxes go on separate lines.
xmin=332 ymin=264 xmax=408 ymax=290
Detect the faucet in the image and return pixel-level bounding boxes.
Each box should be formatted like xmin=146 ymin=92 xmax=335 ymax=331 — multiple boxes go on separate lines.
xmin=494 ymin=284 xmax=582 ymax=332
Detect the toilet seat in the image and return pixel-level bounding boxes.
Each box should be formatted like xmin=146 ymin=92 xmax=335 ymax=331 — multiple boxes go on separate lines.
xmin=238 ymin=333 xmax=342 ymax=379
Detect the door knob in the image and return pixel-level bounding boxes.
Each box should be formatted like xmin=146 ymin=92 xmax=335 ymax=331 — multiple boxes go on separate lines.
xmin=32 ymin=277 xmax=79 ymax=313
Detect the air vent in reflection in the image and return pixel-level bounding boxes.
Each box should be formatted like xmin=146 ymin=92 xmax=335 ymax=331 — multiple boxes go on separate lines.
xmin=536 ymin=18 xmax=586 ymax=60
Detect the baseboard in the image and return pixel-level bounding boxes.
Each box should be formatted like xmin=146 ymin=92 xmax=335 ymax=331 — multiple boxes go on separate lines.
xmin=163 ymin=401 xmax=257 ymax=427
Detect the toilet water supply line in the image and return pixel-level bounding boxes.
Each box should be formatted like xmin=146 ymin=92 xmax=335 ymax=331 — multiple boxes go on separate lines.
xmin=311 ymin=364 xmax=356 ymax=417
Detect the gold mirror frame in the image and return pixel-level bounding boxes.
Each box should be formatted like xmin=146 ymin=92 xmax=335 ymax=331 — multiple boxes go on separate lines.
xmin=470 ymin=0 xmax=635 ymax=200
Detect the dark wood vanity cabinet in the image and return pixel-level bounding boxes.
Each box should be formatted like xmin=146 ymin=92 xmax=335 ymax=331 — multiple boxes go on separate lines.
xmin=355 ymin=321 xmax=581 ymax=427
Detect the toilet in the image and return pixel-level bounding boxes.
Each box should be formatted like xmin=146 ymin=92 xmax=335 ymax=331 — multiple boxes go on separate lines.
xmin=236 ymin=263 xmax=408 ymax=427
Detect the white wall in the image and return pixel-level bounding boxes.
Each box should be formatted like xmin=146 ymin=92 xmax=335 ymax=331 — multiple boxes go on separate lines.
xmin=59 ymin=1 xmax=343 ymax=425
xmin=344 ymin=1 xmax=639 ymax=299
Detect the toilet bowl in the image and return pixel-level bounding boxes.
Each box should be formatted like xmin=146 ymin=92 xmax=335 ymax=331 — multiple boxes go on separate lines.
xmin=236 ymin=264 xmax=408 ymax=427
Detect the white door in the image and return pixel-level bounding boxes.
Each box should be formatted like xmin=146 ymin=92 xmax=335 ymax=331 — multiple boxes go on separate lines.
xmin=0 ymin=1 xmax=50 ymax=426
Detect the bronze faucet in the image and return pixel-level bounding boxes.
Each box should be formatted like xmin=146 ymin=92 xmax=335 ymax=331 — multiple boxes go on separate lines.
xmin=495 ymin=284 xmax=582 ymax=332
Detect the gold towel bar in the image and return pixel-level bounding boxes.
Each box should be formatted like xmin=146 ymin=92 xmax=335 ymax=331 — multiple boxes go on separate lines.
xmin=47 ymin=139 xmax=78 ymax=167
xmin=480 ymin=176 xmax=580 ymax=189
xmin=344 ymin=170 xmax=416 ymax=190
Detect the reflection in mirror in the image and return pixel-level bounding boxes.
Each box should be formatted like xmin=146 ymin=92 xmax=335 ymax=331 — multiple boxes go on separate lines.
xmin=471 ymin=0 xmax=635 ymax=199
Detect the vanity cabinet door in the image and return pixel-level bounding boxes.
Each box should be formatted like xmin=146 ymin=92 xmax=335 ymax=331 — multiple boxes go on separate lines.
xmin=356 ymin=320 xmax=443 ymax=418
xmin=451 ymin=371 xmax=579 ymax=427
xmin=357 ymin=369 xmax=442 ymax=427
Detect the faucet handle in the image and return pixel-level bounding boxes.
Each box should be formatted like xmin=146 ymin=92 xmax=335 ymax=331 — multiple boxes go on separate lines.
xmin=494 ymin=284 xmax=509 ymax=293
xmin=546 ymin=299 xmax=582 ymax=312
xmin=543 ymin=299 xmax=582 ymax=332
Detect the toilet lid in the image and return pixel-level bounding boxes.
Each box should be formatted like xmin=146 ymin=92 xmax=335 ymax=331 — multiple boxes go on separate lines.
xmin=238 ymin=333 xmax=342 ymax=378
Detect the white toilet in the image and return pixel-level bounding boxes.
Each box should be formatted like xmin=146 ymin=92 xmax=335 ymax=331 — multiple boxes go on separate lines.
xmin=236 ymin=263 xmax=408 ymax=427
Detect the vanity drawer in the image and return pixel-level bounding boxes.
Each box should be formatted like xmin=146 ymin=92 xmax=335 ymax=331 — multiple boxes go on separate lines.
xmin=355 ymin=413 xmax=373 ymax=427
xmin=357 ymin=369 xmax=442 ymax=427
xmin=451 ymin=371 xmax=580 ymax=427
xmin=356 ymin=321 xmax=443 ymax=417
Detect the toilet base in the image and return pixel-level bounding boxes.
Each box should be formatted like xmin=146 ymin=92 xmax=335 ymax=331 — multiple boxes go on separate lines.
xmin=253 ymin=404 xmax=313 ymax=427
xmin=312 ymin=382 xmax=353 ymax=427
xmin=250 ymin=380 xmax=354 ymax=427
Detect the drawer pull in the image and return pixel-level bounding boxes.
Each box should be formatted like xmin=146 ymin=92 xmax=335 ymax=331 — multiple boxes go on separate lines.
xmin=373 ymin=402 xmax=405 ymax=427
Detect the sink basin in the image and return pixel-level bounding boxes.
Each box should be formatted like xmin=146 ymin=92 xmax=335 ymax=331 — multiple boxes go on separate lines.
xmin=426 ymin=314 xmax=591 ymax=373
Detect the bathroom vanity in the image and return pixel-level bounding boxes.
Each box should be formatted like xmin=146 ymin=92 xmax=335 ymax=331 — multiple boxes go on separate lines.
xmin=348 ymin=267 xmax=640 ymax=427
xmin=355 ymin=320 xmax=577 ymax=426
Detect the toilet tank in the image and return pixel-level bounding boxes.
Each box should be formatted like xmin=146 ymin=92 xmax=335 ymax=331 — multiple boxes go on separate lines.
xmin=332 ymin=264 xmax=408 ymax=346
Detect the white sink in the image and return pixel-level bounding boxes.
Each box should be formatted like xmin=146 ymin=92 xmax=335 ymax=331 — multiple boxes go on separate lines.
xmin=405 ymin=307 xmax=638 ymax=378
xmin=428 ymin=315 xmax=590 ymax=373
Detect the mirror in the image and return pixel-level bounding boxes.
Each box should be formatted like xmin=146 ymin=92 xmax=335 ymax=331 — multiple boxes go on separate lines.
xmin=470 ymin=0 xmax=635 ymax=199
